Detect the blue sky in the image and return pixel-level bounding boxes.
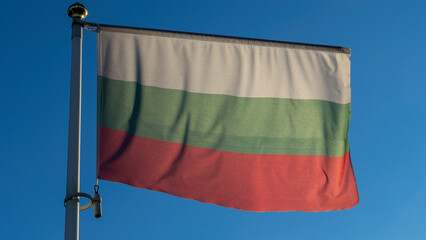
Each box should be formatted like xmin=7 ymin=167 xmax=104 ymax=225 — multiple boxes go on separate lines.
xmin=1 ymin=0 xmax=426 ymax=239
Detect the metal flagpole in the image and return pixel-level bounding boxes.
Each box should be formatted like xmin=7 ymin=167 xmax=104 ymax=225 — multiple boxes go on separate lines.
xmin=65 ymin=3 xmax=88 ymax=240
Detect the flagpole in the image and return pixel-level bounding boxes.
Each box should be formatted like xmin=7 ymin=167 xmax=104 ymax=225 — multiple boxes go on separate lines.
xmin=65 ymin=3 xmax=87 ymax=240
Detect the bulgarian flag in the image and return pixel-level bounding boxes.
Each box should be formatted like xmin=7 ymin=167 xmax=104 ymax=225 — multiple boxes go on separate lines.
xmin=97 ymin=25 xmax=359 ymax=212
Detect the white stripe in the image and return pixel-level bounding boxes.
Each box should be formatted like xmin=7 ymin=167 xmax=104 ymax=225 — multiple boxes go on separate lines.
xmin=98 ymin=28 xmax=351 ymax=104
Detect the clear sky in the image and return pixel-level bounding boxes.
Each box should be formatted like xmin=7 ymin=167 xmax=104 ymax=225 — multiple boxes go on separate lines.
xmin=1 ymin=0 xmax=426 ymax=239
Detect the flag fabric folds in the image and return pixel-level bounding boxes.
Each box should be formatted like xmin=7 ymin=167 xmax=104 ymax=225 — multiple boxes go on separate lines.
xmin=97 ymin=25 xmax=359 ymax=212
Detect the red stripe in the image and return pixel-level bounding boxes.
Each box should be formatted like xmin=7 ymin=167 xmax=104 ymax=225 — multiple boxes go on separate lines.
xmin=98 ymin=126 xmax=359 ymax=212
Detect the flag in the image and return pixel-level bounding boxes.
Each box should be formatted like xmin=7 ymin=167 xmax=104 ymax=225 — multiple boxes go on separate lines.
xmin=97 ymin=25 xmax=358 ymax=212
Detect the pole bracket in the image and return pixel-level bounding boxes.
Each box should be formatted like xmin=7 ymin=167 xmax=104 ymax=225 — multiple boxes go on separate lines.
xmin=64 ymin=190 xmax=103 ymax=218
xmin=64 ymin=192 xmax=93 ymax=211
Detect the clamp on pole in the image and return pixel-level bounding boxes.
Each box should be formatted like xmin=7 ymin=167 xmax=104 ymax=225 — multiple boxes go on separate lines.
xmin=64 ymin=185 xmax=102 ymax=218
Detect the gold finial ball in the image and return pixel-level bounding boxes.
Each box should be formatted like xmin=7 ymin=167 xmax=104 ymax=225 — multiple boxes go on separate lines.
xmin=67 ymin=2 xmax=88 ymax=19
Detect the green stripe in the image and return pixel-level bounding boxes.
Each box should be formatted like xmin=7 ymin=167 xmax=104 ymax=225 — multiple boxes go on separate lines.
xmin=99 ymin=76 xmax=350 ymax=157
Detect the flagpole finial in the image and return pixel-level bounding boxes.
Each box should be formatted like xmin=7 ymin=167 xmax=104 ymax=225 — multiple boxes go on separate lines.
xmin=68 ymin=2 xmax=88 ymax=19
